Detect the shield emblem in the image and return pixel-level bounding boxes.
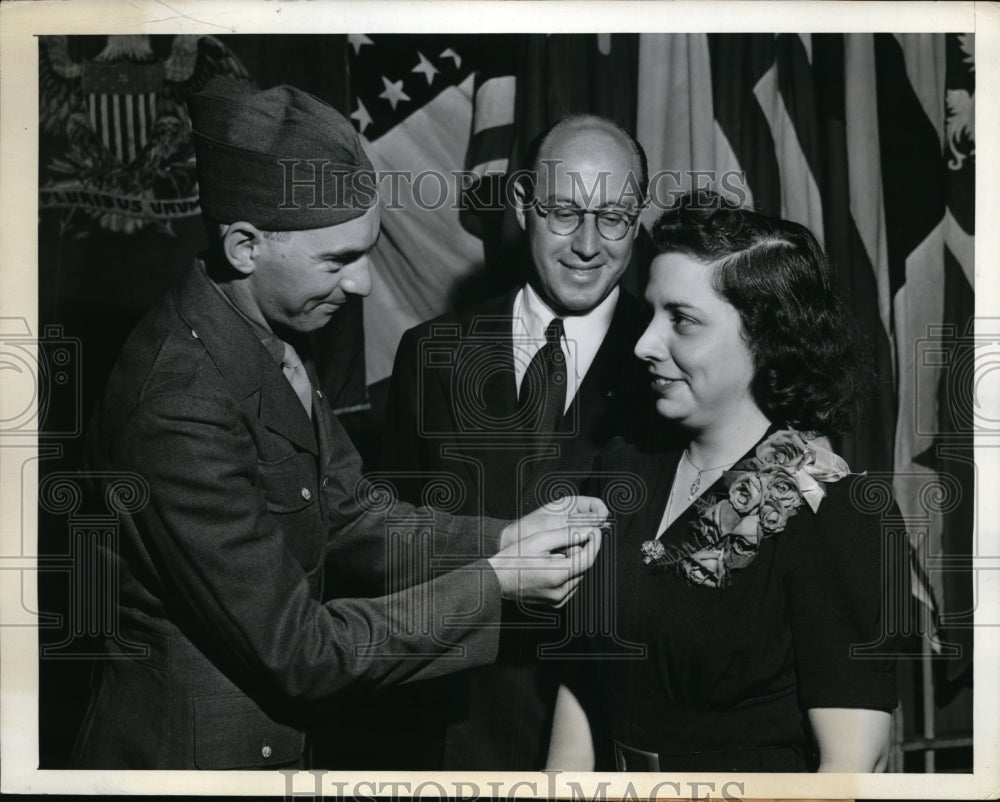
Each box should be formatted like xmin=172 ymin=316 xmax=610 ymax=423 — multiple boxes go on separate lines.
xmin=82 ymin=59 xmax=164 ymax=164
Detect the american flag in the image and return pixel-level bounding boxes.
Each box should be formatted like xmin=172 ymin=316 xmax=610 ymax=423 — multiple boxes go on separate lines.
xmin=347 ymin=34 xmax=515 ymax=387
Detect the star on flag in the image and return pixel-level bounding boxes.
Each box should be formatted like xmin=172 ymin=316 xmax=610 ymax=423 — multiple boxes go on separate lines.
xmin=350 ymin=97 xmax=373 ymax=134
xmin=411 ymin=51 xmax=439 ymax=85
xmin=439 ymin=48 xmax=461 ymax=69
xmin=378 ymin=76 xmax=411 ymax=110
xmin=346 ymin=36 xmax=476 ymax=139
xmin=347 ymin=34 xmax=373 ymax=55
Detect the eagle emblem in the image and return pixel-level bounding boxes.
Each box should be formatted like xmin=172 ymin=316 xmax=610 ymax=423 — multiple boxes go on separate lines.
xmin=944 ymin=32 xmax=975 ymax=172
xmin=39 ymin=35 xmax=252 ymax=235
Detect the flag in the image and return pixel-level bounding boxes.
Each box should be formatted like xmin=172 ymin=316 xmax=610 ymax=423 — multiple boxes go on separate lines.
xmin=635 ymin=33 xmax=745 ymax=230
xmin=924 ymin=33 xmax=975 ymax=676
xmin=347 ymin=34 xmax=517 ymax=387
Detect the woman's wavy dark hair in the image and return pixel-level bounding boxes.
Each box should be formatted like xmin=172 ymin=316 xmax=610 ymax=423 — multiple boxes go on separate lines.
xmin=650 ymin=192 xmax=873 ymax=436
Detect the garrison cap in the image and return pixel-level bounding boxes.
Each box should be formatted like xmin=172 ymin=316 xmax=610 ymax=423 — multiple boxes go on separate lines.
xmin=189 ymin=78 xmax=376 ymax=230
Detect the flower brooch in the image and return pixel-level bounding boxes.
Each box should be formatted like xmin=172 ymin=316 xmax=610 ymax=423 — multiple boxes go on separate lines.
xmin=641 ymin=429 xmax=851 ymax=588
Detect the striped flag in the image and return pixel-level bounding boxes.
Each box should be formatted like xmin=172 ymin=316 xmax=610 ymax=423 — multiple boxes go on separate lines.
xmin=634 ymin=33 xmax=975 ymax=639
xmin=347 ymin=34 xmax=516 ymax=387
xmin=916 ymin=33 xmax=975 ymax=673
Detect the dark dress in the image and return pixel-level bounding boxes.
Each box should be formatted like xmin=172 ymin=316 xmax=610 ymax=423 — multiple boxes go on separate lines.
xmin=571 ymin=435 xmax=904 ymax=772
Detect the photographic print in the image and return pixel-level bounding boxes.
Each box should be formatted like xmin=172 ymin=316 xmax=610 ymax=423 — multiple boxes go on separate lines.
xmin=1 ymin=1 xmax=997 ymax=799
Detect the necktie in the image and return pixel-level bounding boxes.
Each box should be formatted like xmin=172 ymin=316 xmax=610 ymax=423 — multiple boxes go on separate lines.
xmin=281 ymin=341 xmax=313 ymax=419
xmin=519 ymin=318 xmax=566 ymax=435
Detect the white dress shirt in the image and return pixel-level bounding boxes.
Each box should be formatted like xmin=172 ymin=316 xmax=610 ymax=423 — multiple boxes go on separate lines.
xmin=511 ymin=282 xmax=619 ymax=413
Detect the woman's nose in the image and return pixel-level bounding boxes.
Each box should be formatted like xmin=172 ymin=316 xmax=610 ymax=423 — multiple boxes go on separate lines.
xmin=634 ymin=319 xmax=667 ymax=362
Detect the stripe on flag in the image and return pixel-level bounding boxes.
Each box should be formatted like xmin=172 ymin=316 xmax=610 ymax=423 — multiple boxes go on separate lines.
xmin=875 ymin=32 xmax=952 ymax=622
xmin=807 ymin=33 xmax=896 ymax=474
xmin=636 ymin=34 xmax=748 ymax=225
xmin=472 ymin=77 xmax=515 ymax=135
xmin=844 ymin=33 xmax=894 ymax=343
xmin=468 ymin=75 xmax=515 ymax=176
xmin=896 ymin=33 xmax=947 ymax=145
xmin=349 ymin=35 xmax=517 ymax=386
xmin=755 ymin=35 xmax=824 ymax=244
xmin=708 ymin=34 xmax=783 ymax=216
xmin=363 ymin=75 xmax=487 ymax=386
xmin=875 ymin=33 xmax=946 ymax=301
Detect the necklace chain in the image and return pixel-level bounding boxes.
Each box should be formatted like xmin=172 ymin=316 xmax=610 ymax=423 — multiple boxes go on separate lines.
xmin=682 ymin=450 xmax=735 ymax=501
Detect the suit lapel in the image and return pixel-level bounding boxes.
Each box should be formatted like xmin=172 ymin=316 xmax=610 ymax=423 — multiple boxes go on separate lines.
xmin=432 ymin=293 xmax=527 ymax=517
xmin=174 ymin=262 xmax=318 ymax=455
xmin=461 ymin=291 xmax=520 ymax=426
xmin=458 ymin=288 xmax=643 ymax=435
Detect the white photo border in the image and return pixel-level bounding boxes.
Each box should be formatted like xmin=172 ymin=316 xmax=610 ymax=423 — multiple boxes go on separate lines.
xmin=2 ymin=1 xmax=998 ymax=798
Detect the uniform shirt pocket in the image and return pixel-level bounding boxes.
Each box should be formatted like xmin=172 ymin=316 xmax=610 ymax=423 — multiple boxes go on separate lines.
xmin=257 ymin=453 xmax=316 ymax=513
xmin=256 ymin=453 xmax=323 ymax=571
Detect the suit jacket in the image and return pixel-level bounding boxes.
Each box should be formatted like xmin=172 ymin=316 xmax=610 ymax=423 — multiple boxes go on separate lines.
xmin=382 ymin=289 xmax=655 ymax=520
xmin=369 ymin=288 xmax=654 ymax=769
xmin=71 ymin=262 xmax=505 ymax=770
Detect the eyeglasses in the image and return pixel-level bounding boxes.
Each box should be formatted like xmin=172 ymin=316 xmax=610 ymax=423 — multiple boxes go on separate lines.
xmin=532 ymin=204 xmax=640 ymax=241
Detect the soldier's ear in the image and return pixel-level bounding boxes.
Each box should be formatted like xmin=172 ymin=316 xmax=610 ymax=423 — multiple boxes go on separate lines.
xmin=221 ymin=222 xmax=265 ymax=275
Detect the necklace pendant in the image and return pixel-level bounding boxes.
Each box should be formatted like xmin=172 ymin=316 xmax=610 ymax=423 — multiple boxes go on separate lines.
xmin=688 ymin=472 xmax=702 ymax=501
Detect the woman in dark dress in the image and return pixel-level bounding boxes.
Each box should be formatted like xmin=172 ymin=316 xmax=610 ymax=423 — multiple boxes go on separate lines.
xmin=547 ymin=194 xmax=904 ymax=773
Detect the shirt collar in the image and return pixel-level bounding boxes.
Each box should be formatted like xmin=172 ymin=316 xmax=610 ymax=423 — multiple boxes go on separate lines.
xmin=516 ymin=281 xmax=619 ymax=347
xmin=513 ymin=282 xmax=620 ymax=394
xmin=202 ymin=259 xmax=287 ymax=367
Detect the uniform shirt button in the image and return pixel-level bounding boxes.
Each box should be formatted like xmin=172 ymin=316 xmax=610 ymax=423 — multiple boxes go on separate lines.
xmin=261 ymin=744 xmax=272 ymax=759
xmin=301 ymin=487 xmax=312 ymax=501
xmin=321 ymin=476 xmax=330 ymax=490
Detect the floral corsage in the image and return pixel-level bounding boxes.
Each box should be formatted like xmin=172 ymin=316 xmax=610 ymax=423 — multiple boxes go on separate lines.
xmin=641 ymin=430 xmax=852 ymax=588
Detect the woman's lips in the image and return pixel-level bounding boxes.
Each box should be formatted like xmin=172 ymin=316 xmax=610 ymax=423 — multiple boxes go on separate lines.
xmin=650 ymin=374 xmax=682 ymax=394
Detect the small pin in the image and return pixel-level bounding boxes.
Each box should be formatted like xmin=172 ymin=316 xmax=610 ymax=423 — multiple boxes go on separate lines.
xmin=191 ymin=329 xmax=199 ymax=339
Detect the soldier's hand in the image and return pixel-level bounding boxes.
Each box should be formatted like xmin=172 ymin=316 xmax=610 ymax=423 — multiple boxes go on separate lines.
xmin=498 ymin=495 xmax=609 ymax=551
xmin=490 ymin=496 xmax=607 ymax=606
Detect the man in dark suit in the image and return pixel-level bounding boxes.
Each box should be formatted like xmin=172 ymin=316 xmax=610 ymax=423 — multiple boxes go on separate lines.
xmin=70 ymin=79 xmax=605 ymax=770
xmin=378 ymin=115 xmax=653 ymax=769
